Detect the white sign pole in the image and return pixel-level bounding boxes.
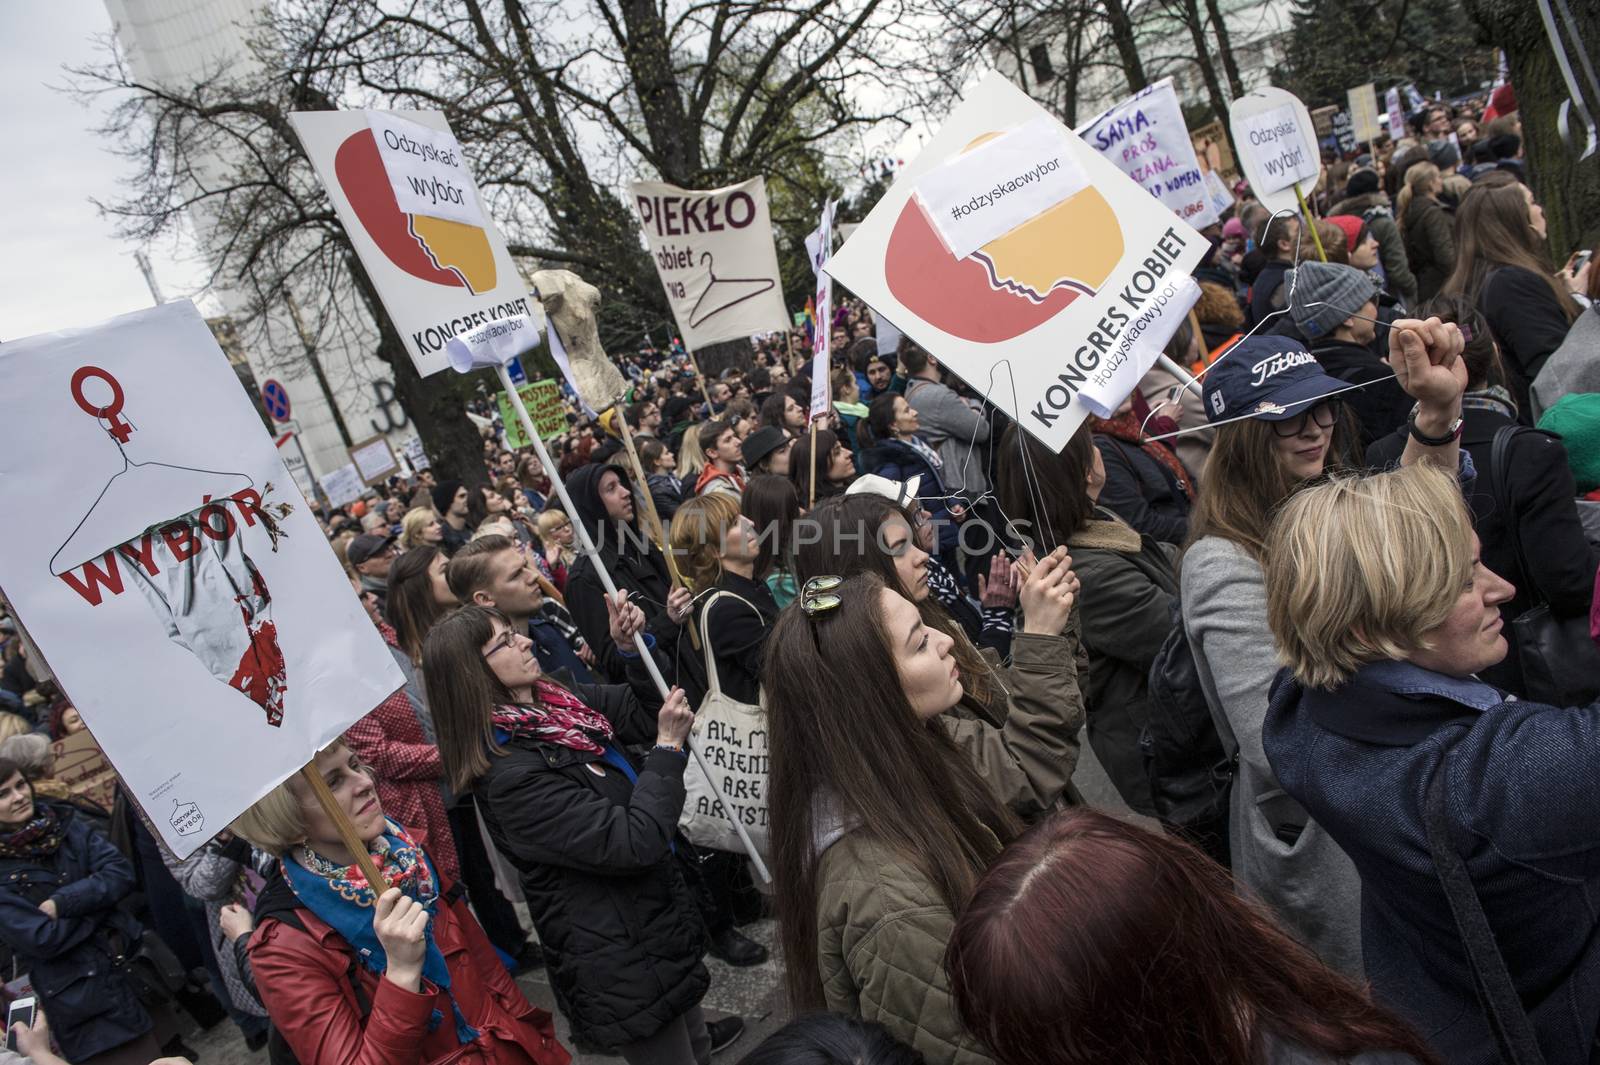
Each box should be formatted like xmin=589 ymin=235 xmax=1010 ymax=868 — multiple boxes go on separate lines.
xmin=488 ymin=357 xmax=771 ymax=882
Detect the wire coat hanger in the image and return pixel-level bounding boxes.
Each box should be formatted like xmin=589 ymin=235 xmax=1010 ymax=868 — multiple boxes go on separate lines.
xmin=688 ymin=251 xmax=777 ymax=328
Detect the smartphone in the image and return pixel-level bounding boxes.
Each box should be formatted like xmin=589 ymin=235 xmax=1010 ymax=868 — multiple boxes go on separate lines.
xmin=1572 ymin=250 xmax=1593 ymax=276
xmin=6 ymin=996 xmax=35 ymax=1052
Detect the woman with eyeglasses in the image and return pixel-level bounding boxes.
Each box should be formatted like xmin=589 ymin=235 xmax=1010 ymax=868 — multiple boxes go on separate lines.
xmin=231 ymin=740 xmax=568 ymax=1065
xmin=764 ymin=563 xmax=1076 ymax=1065
xmin=1181 ymin=327 xmax=1468 ymax=976
xmin=795 ymin=492 xmax=1084 ymax=822
xmin=422 ymin=598 xmax=745 ymax=1065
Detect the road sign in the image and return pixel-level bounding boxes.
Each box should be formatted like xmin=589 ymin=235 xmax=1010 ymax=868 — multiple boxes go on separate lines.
xmin=274 ymin=430 xmax=318 ymax=502
xmin=261 ymin=379 xmax=292 ymax=422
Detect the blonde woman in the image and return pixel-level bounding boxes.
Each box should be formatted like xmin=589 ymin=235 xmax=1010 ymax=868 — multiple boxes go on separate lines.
xmin=400 ymin=507 xmax=445 ymax=551
xmin=1262 ymin=463 xmax=1600 ymax=1065
xmin=676 ymin=421 xmax=708 ymax=484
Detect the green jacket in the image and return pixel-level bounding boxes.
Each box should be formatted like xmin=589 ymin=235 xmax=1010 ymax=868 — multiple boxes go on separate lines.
xmin=814 ymin=630 xmax=1085 ymax=1065
xmin=1402 ymin=195 xmax=1456 ymax=303
xmin=1329 ymin=191 xmax=1417 ymax=307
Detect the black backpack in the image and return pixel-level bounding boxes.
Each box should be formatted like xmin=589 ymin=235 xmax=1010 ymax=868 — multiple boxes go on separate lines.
xmin=1140 ymin=600 xmax=1235 ymax=867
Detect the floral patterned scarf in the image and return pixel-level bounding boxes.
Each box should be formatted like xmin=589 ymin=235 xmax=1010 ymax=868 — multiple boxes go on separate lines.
xmin=492 ymin=681 xmax=614 ymax=754
xmin=0 ymin=804 xmax=63 ymax=860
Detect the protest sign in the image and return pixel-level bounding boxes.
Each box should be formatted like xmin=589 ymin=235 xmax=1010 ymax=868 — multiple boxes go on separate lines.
xmin=1229 ymin=88 xmax=1321 ymax=214
xmin=498 ymin=379 xmax=569 ymax=447
xmin=825 ymin=71 xmax=1205 ymax=451
xmin=630 ymin=177 xmax=789 ymax=350
xmin=1385 ymin=87 xmax=1406 ymax=138
xmin=367 ymin=112 xmax=485 ymax=229
xmin=1331 ymin=110 xmax=1357 ymax=154
xmin=1079 ymin=78 xmax=1218 ymax=229
xmin=319 ymin=464 xmax=365 ymax=508
xmin=51 ymin=730 xmax=118 ymax=814
xmin=291 ymin=109 xmax=539 ymax=378
xmin=274 ymin=431 xmax=317 ymax=503
xmin=1203 ymin=168 xmax=1235 ymax=219
xmin=807 ymin=200 xmax=837 ymax=419
xmin=0 ymin=302 xmax=404 ymax=857
xmin=348 ymin=436 xmax=399 ymax=484
xmin=401 ymin=435 xmax=430 ymax=472
xmin=1190 ymin=120 xmax=1236 ymax=178
xmin=1348 ymin=83 xmax=1382 ymax=143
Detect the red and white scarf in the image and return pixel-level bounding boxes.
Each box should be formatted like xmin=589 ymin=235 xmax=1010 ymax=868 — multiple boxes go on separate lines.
xmin=492 ymin=681 xmax=614 ymax=754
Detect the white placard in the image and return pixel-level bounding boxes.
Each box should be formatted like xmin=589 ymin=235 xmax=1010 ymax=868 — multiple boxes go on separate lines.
xmin=630 ymin=176 xmax=789 ymax=350
xmin=915 ymin=116 xmax=1091 ymax=260
xmin=1229 ymin=88 xmax=1322 ymax=215
xmin=348 ymin=437 xmax=399 ymax=484
xmin=809 ymin=199 xmax=837 ymax=419
xmin=1347 ymin=83 xmax=1382 ymax=144
xmin=320 ymin=464 xmax=365 ymax=508
xmin=1237 ymin=104 xmax=1318 ymax=195
xmin=0 ymin=303 xmax=403 ymax=858
xmin=401 ymin=436 xmax=430 ymax=471
xmin=1385 ymin=87 xmax=1406 ymax=138
xmin=367 ymin=112 xmax=485 ymax=227
xmin=1078 ymin=78 xmax=1218 ymax=229
xmin=825 ymin=72 xmax=1206 ymax=452
xmin=291 ymin=109 xmax=543 ymax=378
xmin=1203 ymin=169 xmax=1235 ymax=219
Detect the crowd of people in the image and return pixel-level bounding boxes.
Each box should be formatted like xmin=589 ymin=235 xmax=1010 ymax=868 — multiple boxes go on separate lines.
xmin=1 ymin=89 xmax=1599 ymax=1065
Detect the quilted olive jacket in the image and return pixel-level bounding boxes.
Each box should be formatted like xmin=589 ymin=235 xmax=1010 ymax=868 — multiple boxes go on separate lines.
xmin=813 ymin=630 xmax=1085 ymax=1065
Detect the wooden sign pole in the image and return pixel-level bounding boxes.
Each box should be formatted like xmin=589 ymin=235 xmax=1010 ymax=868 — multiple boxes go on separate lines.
xmin=610 ymin=410 xmax=701 ymax=651
xmin=808 ymin=419 xmax=820 ymax=507
xmin=299 ymin=763 xmax=389 ymax=893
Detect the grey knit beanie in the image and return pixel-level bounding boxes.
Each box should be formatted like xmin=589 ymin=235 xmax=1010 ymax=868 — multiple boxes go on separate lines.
xmin=1288 ymin=261 xmax=1382 ymax=340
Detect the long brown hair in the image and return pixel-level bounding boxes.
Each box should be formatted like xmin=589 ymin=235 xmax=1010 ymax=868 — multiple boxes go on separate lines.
xmin=1441 ymin=170 xmax=1579 ymax=323
xmin=764 ymin=573 xmax=1022 ymax=1011
xmin=994 ymin=423 xmax=1097 ymax=547
xmin=669 ymin=493 xmax=742 ymax=594
xmin=385 ymin=546 xmax=451 ymax=664
xmin=420 ymin=604 xmax=522 ymax=794
xmin=947 ymin=809 xmax=1442 ymax=1065
xmin=789 ymin=428 xmax=851 ymax=501
xmin=794 ymin=494 xmax=995 ymax=709
xmin=1185 ymin=413 xmax=1357 ymax=561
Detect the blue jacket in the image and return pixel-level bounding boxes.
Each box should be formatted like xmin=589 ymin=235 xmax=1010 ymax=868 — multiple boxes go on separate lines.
xmin=861 ymin=439 xmax=961 ymax=552
xmin=0 ymin=803 xmax=151 ymax=1062
xmin=1264 ymin=661 xmax=1600 ymax=1065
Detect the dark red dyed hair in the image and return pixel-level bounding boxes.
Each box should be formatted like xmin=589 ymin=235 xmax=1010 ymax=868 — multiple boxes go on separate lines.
xmin=946 ymin=809 xmax=1441 ymax=1065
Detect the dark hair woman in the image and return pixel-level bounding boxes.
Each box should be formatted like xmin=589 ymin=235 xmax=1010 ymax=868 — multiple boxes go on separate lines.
xmin=737 ymin=1014 xmax=925 ymax=1065
xmin=515 ymin=453 xmax=550 ymax=512
xmin=788 ymin=428 xmax=856 ymax=503
xmin=640 ymin=438 xmax=687 ymax=521
xmin=232 ymin=741 xmax=567 ymax=1065
xmin=765 ymin=568 xmax=1073 ymax=1065
xmin=1367 ymin=294 xmax=1597 ymax=696
xmin=856 ymin=394 xmax=965 ymax=562
xmin=1441 ymin=170 xmax=1583 ymax=417
xmin=1182 ymin=327 xmax=1468 ymax=977
xmin=385 ymin=546 xmax=457 ymax=665
xmin=760 ymin=392 xmax=807 ymax=434
xmin=994 ymin=422 xmax=1179 ymax=818
xmin=422 ymin=601 xmax=740 ymax=1064
xmin=0 ymin=759 xmax=160 ymax=1065
xmin=947 ymin=808 xmax=1440 ymax=1065
xmin=1089 ymin=390 xmax=1195 ymax=546
xmin=741 ymin=474 xmax=803 ymax=609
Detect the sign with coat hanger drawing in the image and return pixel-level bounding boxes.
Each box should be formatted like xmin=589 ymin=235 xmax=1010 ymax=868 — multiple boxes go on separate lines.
xmin=0 ymin=302 xmax=404 ymax=858
xmin=630 ymin=176 xmax=790 ymax=350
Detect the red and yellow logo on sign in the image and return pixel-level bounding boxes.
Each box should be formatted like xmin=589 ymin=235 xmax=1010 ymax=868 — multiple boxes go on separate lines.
xmin=334 ymin=129 xmax=497 ymax=294
xmin=886 ymin=133 xmax=1122 ymax=343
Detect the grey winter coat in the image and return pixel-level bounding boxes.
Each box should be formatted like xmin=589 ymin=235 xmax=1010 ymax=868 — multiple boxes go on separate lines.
xmin=904 ymin=377 xmax=991 ymax=498
xmin=1180 ymin=536 xmax=1363 ymax=975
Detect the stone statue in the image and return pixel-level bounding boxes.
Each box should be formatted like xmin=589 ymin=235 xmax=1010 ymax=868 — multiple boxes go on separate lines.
xmin=529 ymin=269 xmax=628 ymax=411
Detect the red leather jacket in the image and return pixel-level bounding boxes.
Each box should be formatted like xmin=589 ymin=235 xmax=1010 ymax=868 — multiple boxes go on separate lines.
xmin=249 ymin=875 xmax=567 ymax=1065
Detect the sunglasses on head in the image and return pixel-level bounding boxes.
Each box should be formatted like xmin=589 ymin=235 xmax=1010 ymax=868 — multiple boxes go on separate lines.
xmin=800 ymin=575 xmax=843 ymax=617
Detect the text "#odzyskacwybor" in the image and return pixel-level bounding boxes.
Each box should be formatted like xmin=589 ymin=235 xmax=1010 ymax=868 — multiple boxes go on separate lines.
xmin=947 ymin=159 xmax=1065 ymax=221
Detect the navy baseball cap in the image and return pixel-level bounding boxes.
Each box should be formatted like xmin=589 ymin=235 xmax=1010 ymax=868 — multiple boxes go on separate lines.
xmin=1203 ymin=336 xmax=1346 ymax=423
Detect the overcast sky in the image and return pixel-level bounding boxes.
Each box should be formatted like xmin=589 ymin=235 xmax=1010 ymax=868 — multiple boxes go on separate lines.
xmin=0 ymin=0 xmax=209 ymax=343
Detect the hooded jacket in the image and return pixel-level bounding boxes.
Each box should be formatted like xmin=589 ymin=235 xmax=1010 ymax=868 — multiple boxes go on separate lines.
xmin=562 ymin=464 xmax=683 ymax=684
xmin=1328 ymin=192 xmax=1418 ymax=306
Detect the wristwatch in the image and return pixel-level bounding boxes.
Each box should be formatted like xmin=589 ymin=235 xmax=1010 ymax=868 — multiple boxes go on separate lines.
xmin=1407 ymin=410 xmax=1463 ymax=446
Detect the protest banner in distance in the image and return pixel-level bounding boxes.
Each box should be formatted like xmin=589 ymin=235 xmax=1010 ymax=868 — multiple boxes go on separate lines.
xmin=348 ymin=436 xmax=399 ymax=485
xmin=319 ymin=463 xmax=365 ymax=508
xmin=0 ymin=302 xmax=404 ymax=857
xmin=291 ymin=109 xmax=538 ymax=378
xmin=50 ymin=731 xmax=118 ymax=814
xmin=498 ymin=379 xmax=569 ymax=447
xmin=1347 ymin=83 xmax=1382 ymax=144
xmin=806 ymin=200 xmax=837 ymax=419
xmin=1385 ymin=87 xmax=1406 ymax=139
xmin=1229 ymin=87 xmax=1321 ymax=214
xmin=1203 ymin=169 xmax=1235 ymax=219
xmin=1331 ymin=110 xmax=1357 ymax=154
xmin=826 ymin=72 xmax=1204 ymax=451
xmin=630 ymin=177 xmax=789 ymax=350
xmin=1079 ymin=78 xmax=1219 ymax=229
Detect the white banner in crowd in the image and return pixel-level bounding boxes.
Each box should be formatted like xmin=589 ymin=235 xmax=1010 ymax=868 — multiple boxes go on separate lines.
xmin=1203 ymin=168 xmax=1235 ymax=219
xmin=1229 ymin=87 xmax=1322 ymax=215
xmin=825 ymin=71 xmax=1205 ymax=450
xmin=1385 ymin=87 xmax=1406 ymax=138
xmin=1079 ymin=78 xmax=1219 ymax=229
xmin=630 ymin=176 xmax=789 ymax=351
xmin=808 ymin=199 xmax=837 ymax=419
xmin=0 ymin=303 xmax=404 ymax=857
xmin=1347 ymin=83 xmax=1382 ymax=143
xmin=291 ymin=109 xmax=539 ymax=378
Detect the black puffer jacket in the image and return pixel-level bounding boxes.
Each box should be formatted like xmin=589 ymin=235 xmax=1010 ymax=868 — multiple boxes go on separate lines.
xmin=563 ymin=463 xmax=687 ymax=685
xmin=474 ymin=681 xmax=708 ymax=1048
xmin=0 ymin=802 xmax=151 ymax=1062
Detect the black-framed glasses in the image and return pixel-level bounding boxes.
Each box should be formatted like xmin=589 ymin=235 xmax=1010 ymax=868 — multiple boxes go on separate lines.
xmin=1270 ymin=399 xmax=1342 ymax=438
xmin=482 ymin=631 xmax=519 ymax=658
xmin=800 ymin=575 xmax=843 ymax=617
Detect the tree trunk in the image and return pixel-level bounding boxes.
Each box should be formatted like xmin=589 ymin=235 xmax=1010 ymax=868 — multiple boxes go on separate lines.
xmin=1203 ymin=0 xmax=1247 ymax=99
xmin=1101 ymin=0 xmax=1149 ymax=92
xmin=618 ymin=0 xmax=703 ymax=183
xmin=1465 ymin=0 xmax=1600 ymax=258
xmin=1179 ymin=0 xmax=1232 ymax=124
